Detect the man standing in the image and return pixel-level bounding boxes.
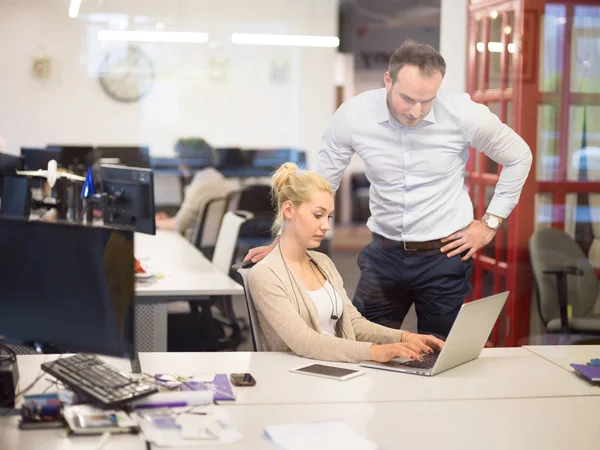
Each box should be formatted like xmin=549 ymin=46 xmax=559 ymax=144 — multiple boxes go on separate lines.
xmin=247 ymin=41 xmax=532 ymax=338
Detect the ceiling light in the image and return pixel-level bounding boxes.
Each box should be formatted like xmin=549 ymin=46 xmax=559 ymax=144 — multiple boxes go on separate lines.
xmin=69 ymin=0 xmax=82 ymax=18
xmin=476 ymin=42 xmax=515 ymax=53
xmin=231 ymin=33 xmax=339 ymax=48
xmin=98 ymin=30 xmax=209 ymax=43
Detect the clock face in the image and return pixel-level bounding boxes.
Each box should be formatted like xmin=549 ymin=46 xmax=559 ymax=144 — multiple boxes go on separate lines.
xmin=99 ymin=47 xmax=154 ymax=102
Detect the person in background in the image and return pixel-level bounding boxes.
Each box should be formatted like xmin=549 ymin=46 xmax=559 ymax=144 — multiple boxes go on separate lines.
xmin=155 ymin=166 xmax=237 ymax=239
xmin=248 ymin=163 xmax=444 ymax=363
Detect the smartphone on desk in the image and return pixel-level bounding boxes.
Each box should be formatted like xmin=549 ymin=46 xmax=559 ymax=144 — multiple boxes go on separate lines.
xmin=230 ymin=373 xmax=256 ymax=386
xmin=289 ymin=364 xmax=365 ymax=381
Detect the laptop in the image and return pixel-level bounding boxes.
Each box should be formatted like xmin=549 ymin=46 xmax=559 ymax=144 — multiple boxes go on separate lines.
xmin=360 ymin=292 xmax=509 ymax=376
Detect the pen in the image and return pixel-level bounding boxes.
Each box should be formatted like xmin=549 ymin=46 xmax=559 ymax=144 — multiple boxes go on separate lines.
xmin=135 ymin=402 xmax=190 ymax=409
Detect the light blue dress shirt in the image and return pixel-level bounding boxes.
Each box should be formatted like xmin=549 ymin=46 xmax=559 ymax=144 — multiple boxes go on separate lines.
xmin=316 ymin=88 xmax=533 ymax=242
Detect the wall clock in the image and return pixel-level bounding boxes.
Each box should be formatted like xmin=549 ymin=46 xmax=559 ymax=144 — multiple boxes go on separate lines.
xmin=99 ymin=46 xmax=154 ymax=102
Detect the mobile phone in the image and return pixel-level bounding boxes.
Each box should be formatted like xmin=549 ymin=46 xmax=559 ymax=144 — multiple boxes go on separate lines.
xmin=289 ymin=364 xmax=365 ymax=381
xmin=229 ymin=373 xmax=256 ymax=386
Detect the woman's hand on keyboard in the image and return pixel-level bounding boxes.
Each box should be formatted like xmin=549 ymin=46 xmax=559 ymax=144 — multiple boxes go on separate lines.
xmin=369 ymin=343 xmax=426 ymax=363
xmin=403 ymin=332 xmax=445 ymax=352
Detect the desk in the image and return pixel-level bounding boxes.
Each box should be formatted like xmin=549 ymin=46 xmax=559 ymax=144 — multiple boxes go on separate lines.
xmin=3 ymin=350 xmax=600 ymax=450
xmin=1 ymin=396 xmax=599 ymax=450
xmin=133 ymin=230 xmax=243 ymax=353
xmin=524 ymin=345 xmax=600 ymax=372
xmin=139 ymin=347 xmax=600 ymax=405
xmin=135 ymin=230 xmax=242 ymax=301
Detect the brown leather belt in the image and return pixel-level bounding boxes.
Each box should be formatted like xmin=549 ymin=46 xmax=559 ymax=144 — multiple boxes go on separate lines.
xmin=372 ymin=233 xmax=445 ymax=252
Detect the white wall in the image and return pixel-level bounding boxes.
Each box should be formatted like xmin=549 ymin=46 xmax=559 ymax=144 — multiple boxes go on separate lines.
xmin=440 ymin=0 xmax=468 ymax=92
xmin=0 ymin=0 xmax=338 ymax=168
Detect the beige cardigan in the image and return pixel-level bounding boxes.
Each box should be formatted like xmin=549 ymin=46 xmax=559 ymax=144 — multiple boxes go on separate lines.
xmin=248 ymin=246 xmax=407 ymax=362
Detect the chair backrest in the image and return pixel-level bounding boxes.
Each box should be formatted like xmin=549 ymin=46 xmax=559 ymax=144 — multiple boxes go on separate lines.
xmin=529 ymin=228 xmax=599 ymax=323
xmin=212 ymin=211 xmax=254 ymax=274
xmin=233 ymin=263 xmax=263 ymax=351
xmin=227 ymin=184 xmax=273 ymax=216
xmin=191 ymin=196 xmax=228 ymax=250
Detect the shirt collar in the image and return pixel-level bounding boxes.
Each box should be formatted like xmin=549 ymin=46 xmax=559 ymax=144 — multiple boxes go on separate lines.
xmin=374 ymin=88 xmax=437 ymax=127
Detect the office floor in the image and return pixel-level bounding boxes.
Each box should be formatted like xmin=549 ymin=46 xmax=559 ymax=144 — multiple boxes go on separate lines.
xmin=231 ymin=248 xmax=418 ymax=352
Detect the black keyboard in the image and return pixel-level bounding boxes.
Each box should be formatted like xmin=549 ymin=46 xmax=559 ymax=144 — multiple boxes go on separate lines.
xmin=41 ymin=354 xmax=156 ymax=407
xmin=399 ymin=349 xmax=441 ymax=369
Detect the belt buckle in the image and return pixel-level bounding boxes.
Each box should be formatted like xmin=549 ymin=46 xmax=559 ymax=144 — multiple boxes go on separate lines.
xmin=403 ymin=241 xmax=417 ymax=252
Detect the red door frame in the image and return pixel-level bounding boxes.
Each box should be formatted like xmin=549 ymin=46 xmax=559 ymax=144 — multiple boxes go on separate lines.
xmin=468 ymin=0 xmax=600 ymax=346
xmin=467 ymin=0 xmax=535 ymax=346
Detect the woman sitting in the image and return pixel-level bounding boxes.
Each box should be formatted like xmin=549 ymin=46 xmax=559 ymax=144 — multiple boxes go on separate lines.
xmin=248 ymin=163 xmax=444 ymax=363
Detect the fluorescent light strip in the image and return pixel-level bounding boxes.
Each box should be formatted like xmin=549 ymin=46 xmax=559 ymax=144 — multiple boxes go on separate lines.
xmin=98 ymin=30 xmax=209 ymax=43
xmin=476 ymin=42 xmax=515 ymax=53
xmin=231 ymin=32 xmax=339 ymax=48
xmin=69 ymin=0 xmax=82 ymax=18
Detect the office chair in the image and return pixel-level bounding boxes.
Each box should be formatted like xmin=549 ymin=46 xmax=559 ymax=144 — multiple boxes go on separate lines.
xmin=191 ymin=195 xmax=230 ymax=259
xmin=233 ymin=261 xmax=263 ymax=351
xmin=529 ymin=228 xmax=600 ymax=343
xmin=167 ymin=211 xmax=254 ymax=351
xmin=228 ymin=184 xmax=274 ymax=253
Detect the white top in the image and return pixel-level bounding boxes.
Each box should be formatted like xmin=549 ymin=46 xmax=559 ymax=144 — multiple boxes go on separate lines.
xmin=307 ymin=280 xmax=344 ymax=337
xmin=316 ymin=88 xmax=532 ymax=241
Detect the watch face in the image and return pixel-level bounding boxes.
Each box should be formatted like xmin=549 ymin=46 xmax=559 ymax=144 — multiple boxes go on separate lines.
xmin=487 ymin=216 xmax=500 ymax=228
xmin=99 ymin=46 xmax=154 ymax=102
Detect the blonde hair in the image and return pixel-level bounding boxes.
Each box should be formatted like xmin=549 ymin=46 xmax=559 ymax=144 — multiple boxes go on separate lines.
xmin=271 ymin=162 xmax=334 ymax=235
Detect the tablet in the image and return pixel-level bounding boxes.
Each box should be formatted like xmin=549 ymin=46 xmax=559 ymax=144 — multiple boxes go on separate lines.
xmin=289 ymin=364 xmax=365 ymax=381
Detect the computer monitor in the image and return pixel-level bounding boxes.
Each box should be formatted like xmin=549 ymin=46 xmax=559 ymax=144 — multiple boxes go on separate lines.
xmin=0 ymin=218 xmax=135 ymax=357
xmin=251 ymin=149 xmax=307 ymax=169
xmin=0 ymin=176 xmax=31 ymax=219
xmin=216 ymin=147 xmax=252 ymax=169
xmin=0 ymin=153 xmax=24 ymax=174
xmin=21 ymin=147 xmax=61 ymax=171
xmin=47 ymin=145 xmax=95 ymax=174
xmin=95 ymin=146 xmax=150 ymax=169
xmin=0 ymin=154 xmax=25 ymax=199
xmin=101 ymin=164 xmax=156 ymax=235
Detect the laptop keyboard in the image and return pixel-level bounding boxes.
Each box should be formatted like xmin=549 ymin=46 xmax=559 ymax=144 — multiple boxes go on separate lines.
xmin=398 ymin=349 xmax=441 ymax=369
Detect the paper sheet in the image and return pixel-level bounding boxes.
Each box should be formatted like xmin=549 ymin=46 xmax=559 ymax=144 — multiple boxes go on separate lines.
xmin=264 ymin=420 xmax=377 ymax=450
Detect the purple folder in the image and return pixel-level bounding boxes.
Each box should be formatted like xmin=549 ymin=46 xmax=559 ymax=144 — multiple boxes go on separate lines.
xmin=154 ymin=374 xmax=236 ymax=401
xmin=570 ymin=364 xmax=600 ymax=382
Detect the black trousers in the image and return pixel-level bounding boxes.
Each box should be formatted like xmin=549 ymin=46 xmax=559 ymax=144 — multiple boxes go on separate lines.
xmin=353 ymin=234 xmax=473 ymax=338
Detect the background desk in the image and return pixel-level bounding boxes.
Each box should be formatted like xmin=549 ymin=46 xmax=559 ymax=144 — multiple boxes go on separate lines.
xmin=524 ymin=345 xmax=600 ymax=372
xmin=139 ymin=347 xmax=600 ymax=405
xmin=134 ymin=230 xmax=243 ymax=353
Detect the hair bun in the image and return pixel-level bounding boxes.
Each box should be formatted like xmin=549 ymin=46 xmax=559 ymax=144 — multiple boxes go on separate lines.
xmin=272 ymin=162 xmax=299 ymax=194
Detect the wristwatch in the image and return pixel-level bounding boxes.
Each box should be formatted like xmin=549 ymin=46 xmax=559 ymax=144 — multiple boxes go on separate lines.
xmin=481 ymin=213 xmax=502 ymax=230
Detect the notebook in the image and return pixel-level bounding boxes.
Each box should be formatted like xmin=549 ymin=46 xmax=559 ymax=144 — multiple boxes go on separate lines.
xmin=570 ymin=364 xmax=600 ymax=382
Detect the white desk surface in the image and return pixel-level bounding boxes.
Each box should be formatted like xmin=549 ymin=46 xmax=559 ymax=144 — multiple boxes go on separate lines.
xmin=524 ymin=345 xmax=600 ymax=372
xmin=134 ymin=230 xmax=243 ymax=300
xmin=139 ymin=347 xmax=600 ymax=405
xmin=1 ymin=396 xmax=599 ymax=450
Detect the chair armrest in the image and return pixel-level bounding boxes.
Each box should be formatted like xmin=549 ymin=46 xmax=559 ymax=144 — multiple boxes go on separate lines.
xmin=232 ymin=260 xmax=255 ymax=271
xmin=542 ymin=266 xmax=584 ymax=276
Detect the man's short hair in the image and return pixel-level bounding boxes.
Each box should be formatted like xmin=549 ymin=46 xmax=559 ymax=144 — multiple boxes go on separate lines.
xmin=388 ymin=40 xmax=446 ymax=82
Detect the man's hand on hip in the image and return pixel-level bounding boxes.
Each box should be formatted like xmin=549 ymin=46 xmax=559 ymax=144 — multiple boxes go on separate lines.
xmin=440 ymin=220 xmax=496 ymax=261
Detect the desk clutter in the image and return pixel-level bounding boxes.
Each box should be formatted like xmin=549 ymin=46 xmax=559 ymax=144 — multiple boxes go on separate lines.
xmin=17 ymin=356 xmax=241 ymax=446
